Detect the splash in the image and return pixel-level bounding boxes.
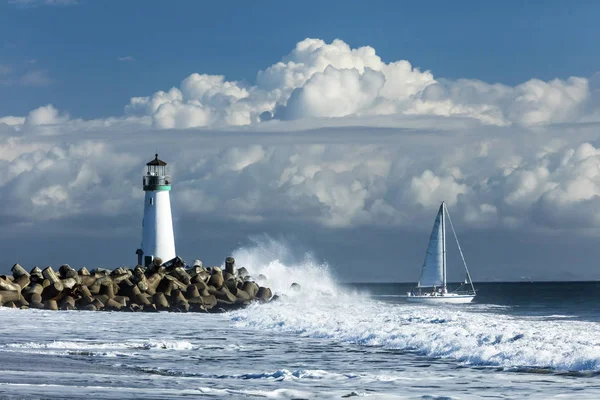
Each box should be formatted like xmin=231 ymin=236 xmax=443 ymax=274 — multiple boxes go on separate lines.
xmin=231 ymin=236 xmax=341 ymax=297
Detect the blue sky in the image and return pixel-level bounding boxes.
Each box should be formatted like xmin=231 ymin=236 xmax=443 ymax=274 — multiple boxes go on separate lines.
xmin=0 ymin=1 xmax=599 ymax=280
xmin=1 ymin=0 xmax=598 ymax=119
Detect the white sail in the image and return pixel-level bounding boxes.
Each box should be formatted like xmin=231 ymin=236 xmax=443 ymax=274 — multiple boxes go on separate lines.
xmin=418 ymin=203 xmax=445 ymax=288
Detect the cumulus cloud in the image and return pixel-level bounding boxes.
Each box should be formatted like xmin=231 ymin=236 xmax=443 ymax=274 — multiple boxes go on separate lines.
xmin=0 ymin=37 xmax=599 ymax=239
xmin=115 ymin=38 xmax=595 ymax=129
xmin=25 ymin=104 xmax=69 ymax=126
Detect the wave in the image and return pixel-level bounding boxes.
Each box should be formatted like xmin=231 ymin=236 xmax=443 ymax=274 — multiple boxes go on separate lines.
xmin=230 ymin=238 xmax=600 ymax=373
xmin=2 ymin=339 xmax=194 ymax=352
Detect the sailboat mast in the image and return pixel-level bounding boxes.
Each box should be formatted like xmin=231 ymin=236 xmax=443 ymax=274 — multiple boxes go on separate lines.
xmin=442 ymin=202 xmax=447 ymax=288
xmin=445 ymin=204 xmax=476 ymax=294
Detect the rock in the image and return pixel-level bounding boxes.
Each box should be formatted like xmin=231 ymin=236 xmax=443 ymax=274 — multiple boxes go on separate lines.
xmin=95 ymin=294 xmax=110 ymax=306
xmin=91 ymin=268 xmax=110 ymax=276
xmin=59 ymin=264 xmax=78 ymax=279
xmin=80 ymin=275 xmax=96 ymax=287
xmin=193 ymin=259 xmax=203 ymax=268
xmin=23 ymin=283 xmax=43 ymax=297
xmin=156 ymin=278 xmax=174 ymax=297
xmin=224 ymin=280 xmax=238 ymax=296
xmin=270 ymin=294 xmax=280 ymax=302
xmin=18 ymin=295 xmax=29 ymax=307
xmin=92 ymin=298 xmax=105 ymax=310
xmin=118 ymin=278 xmax=134 ymax=293
xmin=88 ymin=280 xmax=101 ymax=295
xmin=185 ymin=285 xmax=200 ymax=299
xmin=128 ymin=304 xmax=144 ymax=312
xmin=237 ymin=267 xmax=249 ymax=279
xmin=99 ymin=281 xmax=115 ymax=299
xmin=78 ymin=267 xmax=90 ymax=276
xmin=257 ymin=274 xmax=267 ymax=282
xmin=225 ymin=257 xmax=235 ymax=275
xmin=256 ymin=287 xmax=272 ymax=302
xmin=42 ymin=281 xmax=64 ymax=301
xmin=191 ymin=271 xmax=210 ymax=284
xmin=132 ymin=293 xmax=151 ymax=306
xmin=163 ymin=275 xmax=187 ymax=291
xmin=30 ymin=301 xmax=45 ymax=309
xmin=235 ymin=289 xmax=251 ymax=301
xmin=111 ymin=273 xmax=131 ymax=284
xmin=153 ymin=293 xmax=170 ymax=310
xmin=143 ymin=304 xmax=158 ymax=312
xmin=0 ymin=290 xmax=21 ymax=305
xmin=170 ymin=267 xmax=191 ymax=285
xmin=110 ymin=267 xmax=127 ymax=277
xmin=42 ymin=267 xmax=60 ymax=284
xmin=290 ymin=282 xmax=301 ymax=291
xmin=213 ymin=287 xmax=236 ymax=303
xmin=174 ymin=300 xmax=190 ymax=312
xmin=15 ymin=274 xmax=30 ymax=289
xmin=201 ymin=294 xmax=217 ymax=309
xmin=169 ymin=289 xmax=186 ymax=305
xmin=59 ymin=296 xmax=76 ymax=309
xmin=208 ymin=271 xmax=224 ymax=289
xmin=44 ymin=300 xmax=58 ymax=311
xmin=104 ymin=298 xmax=123 ymax=311
xmin=29 ymin=267 xmax=43 ymax=282
xmin=242 ymin=281 xmax=259 ymax=298
xmin=11 ymin=264 xmax=29 ymax=279
xmin=137 ymin=280 xmax=149 ymax=293
xmin=61 ymin=278 xmax=78 ymax=290
xmin=30 ymin=293 xmax=42 ymax=304
xmin=146 ymin=273 xmax=162 ymax=292
xmin=79 ymin=285 xmax=92 ymax=298
xmin=223 ymin=272 xmax=235 ymax=282
xmin=82 ymin=304 xmax=97 ymax=311
xmin=113 ymin=296 xmax=129 ymax=307
xmin=0 ymin=277 xmax=21 ymax=293
xmin=123 ymin=284 xmax=141 ymax=299
xmin=77 ymin=295 xmax=94 ymax=307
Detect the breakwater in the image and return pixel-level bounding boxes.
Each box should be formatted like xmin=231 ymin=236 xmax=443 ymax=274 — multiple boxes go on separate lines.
xmin=0 ymin=257 xmax=275 ymax=312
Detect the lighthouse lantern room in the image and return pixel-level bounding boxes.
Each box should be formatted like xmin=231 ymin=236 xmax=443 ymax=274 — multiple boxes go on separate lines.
xmin=137 ymin=154 xmax=176 ymax=266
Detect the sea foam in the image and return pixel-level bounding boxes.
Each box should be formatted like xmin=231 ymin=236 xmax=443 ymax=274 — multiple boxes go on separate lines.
xmin=230 ymin=239 xmax=600 ymax=373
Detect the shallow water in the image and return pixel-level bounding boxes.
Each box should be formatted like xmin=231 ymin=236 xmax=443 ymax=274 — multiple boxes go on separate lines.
xmin=1 ymin=247 xmax=599 ymax=399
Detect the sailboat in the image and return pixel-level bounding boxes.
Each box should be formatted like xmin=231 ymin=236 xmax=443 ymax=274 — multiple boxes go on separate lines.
xmin=406 ymin=201 xmax=476 ymax=304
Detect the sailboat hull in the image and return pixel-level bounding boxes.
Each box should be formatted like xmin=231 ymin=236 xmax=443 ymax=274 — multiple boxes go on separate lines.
xmin=406 ymin=294 xmax=475 ymax=304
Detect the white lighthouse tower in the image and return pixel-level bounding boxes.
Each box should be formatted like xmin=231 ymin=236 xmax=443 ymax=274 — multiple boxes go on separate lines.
xmin=137 ymin=154 xmax=176 ymax=266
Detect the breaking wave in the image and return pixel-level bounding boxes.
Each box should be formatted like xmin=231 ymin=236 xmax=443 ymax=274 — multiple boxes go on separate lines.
xmin=231 ymin=238 xmax=600 ymax=373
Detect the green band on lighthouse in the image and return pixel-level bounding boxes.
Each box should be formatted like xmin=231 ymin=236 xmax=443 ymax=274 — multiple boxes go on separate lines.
xmin=144 ymin=185 xmax=171 ymax=191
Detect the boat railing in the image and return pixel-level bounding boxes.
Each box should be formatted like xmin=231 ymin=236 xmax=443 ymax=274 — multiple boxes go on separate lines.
xmin=451 ymin=289 xmax=477 ymax=295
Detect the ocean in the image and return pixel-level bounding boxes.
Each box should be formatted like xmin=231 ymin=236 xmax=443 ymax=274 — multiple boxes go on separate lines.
xmin=1 ymin=246 xmax=599 ymax=399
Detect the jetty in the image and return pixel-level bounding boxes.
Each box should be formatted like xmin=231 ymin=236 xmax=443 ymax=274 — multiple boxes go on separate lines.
xmin=0 ymin=256 xmax=275 ymax=312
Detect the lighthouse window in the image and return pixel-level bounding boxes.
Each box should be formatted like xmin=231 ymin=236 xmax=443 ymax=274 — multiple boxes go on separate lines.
xmin=149 ymin=198 xmax=153 ymax=205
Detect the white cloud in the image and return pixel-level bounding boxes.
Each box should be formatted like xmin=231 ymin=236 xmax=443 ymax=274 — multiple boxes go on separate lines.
xmin=117 ymin=56 xmax=135 ymax=62
xmin=117 ymin=38 xmax=595 ymax=129
xmin=25 ymin=104 xmax=69 ymax=125
xmin=0 ymin=37 xmax=600 ymax=236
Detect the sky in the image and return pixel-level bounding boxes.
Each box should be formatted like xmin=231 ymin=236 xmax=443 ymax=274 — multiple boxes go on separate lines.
xmin=0 ymin=0 xmax=599 ymax=281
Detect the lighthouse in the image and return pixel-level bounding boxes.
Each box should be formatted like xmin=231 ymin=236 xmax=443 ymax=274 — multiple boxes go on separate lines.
xmin=137 ymin=154 xmax=176 ymax=266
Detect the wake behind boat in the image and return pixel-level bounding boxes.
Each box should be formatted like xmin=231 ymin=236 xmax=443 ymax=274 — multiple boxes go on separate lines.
xmin=407 ymin=201 xmax=476 ymax=304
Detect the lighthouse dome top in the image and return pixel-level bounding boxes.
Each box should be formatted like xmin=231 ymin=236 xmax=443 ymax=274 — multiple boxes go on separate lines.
xmin=147 ymin=153 xmax=167 ymax=166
